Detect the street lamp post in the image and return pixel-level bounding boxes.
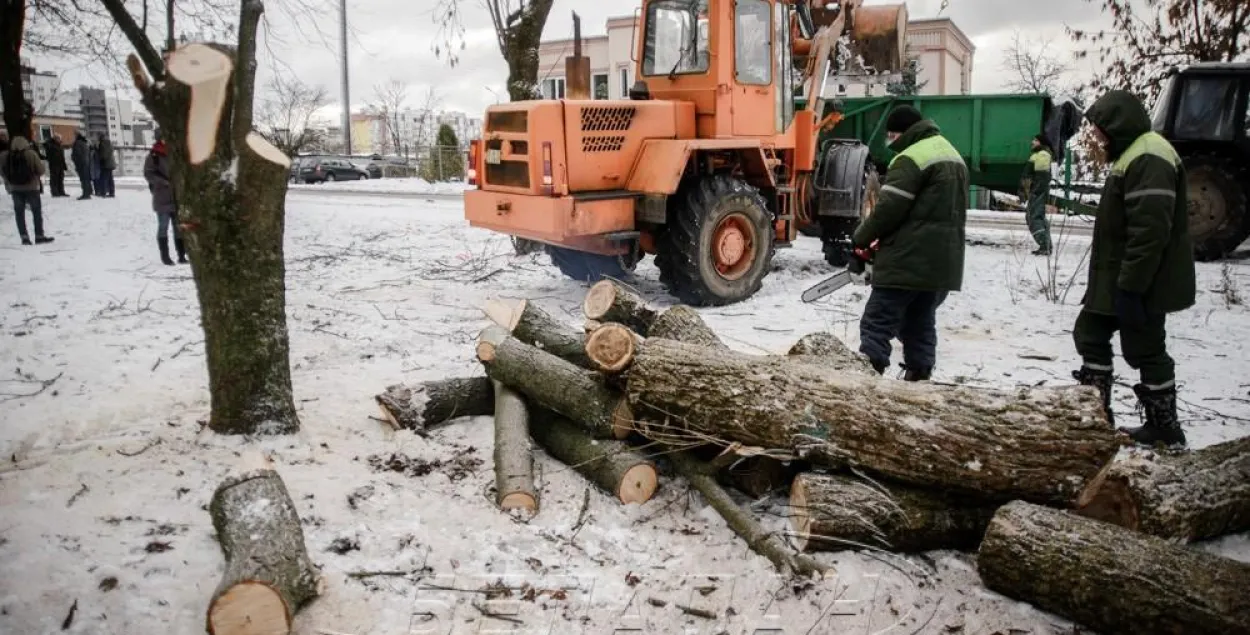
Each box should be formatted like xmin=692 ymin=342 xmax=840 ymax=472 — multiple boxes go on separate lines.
xmin=339 ymin=0 xmax=352 ymax=155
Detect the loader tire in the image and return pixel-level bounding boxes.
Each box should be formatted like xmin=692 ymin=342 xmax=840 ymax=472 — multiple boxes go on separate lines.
xmin=656 ymin=175 xmax=774 ymax=306
xmin=1184 ymin=154 xmax=1249 ymax=262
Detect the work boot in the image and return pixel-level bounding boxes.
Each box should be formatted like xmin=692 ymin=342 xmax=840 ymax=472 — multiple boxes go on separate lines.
xmin=1122 ymin=384 xmax=1186 ymax=448
xmin=35 ymin=235 xmax=54 ymax=244
xmin=158 ymin=237 xmax=174 ymax=266
xmin=869 ymin=359 xmax=888 ymax=375
xmin=902 ymin=365 xmax=932 ymax=382
xmin=1032 ymin=247 xmax=1051 ymax=256
xmin=1073 ymin=366 xmax=1115 ymax=424
xmin=174 ymin=237 xmax=188 ymax=264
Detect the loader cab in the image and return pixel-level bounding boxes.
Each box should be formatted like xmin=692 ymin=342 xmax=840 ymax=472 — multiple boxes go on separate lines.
xmin=637 ymin=0 xmax=795 ymax=139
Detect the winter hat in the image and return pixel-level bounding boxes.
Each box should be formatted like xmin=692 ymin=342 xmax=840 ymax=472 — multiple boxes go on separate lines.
xmin=885 ymin=105 xmax=923 ymax=134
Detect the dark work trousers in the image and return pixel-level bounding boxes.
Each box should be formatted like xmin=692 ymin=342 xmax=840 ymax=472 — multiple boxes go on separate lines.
xmin=49 ymin=166 xmax=66 ymax=196
xmin=859 ymin=287 xmax=949 ymax=372
xmin=12 ymin=192 xmax=45 ymax=238
xmin=77 ymin=170 xmax=93 ymax=197
xmin=1073 ymin=310 xmax=1174 ymax=388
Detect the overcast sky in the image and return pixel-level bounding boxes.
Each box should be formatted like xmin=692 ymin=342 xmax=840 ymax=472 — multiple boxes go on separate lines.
xmin=35 ymin=0 xmax=1116 ymax=119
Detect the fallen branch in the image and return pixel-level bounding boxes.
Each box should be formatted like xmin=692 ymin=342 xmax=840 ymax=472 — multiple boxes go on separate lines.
xmin=66 ymin=484 xmax=89 ymax=508
xmin=117 ymin=438 xmax=162 ymax=457
xmin=647 ymin=597 xmax=716 ymax=620
xmin=0 ymin=371 xmax=64 ymax=402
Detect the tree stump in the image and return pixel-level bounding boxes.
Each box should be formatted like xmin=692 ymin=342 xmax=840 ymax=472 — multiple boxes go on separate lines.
xmin=207 ymin=459 xmax=319 ymax=634
xmin=627 ymin=339 xmax=1117 ymax=505
xmin=493 ymin=380 xmax=537 ymax=515
xmin=789 ymin=472 xmax=997 ymax=552
xmin=582 ymin=280 xmax=657 ymax=335
xmin=483 ymin=299 xmax=591 ymax=368
xmin=1076 ymin=435 xmax=1250 ymax=542
xmin=374 ymin=377 xmax=494 ymax=431
xmin=977 ymin=500 xmax=1250 ymax=635
xmin=477 ymin=327 xmax=632 ymax=439
xmin=529 ymin=412 xmax=657 ymax=504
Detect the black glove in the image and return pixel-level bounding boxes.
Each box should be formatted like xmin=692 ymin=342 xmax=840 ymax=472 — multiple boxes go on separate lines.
xmin=1114 ymin=289 xmax=1147 ymax=329
xmin=847 ymin=251 xmax=866 ymax=274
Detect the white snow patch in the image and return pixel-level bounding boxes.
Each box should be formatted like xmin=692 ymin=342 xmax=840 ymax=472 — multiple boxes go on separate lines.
xmin=965 ymin=459 xmax=983 ymax=472
xmin=221 ymin=157 xmax=239 ymax=186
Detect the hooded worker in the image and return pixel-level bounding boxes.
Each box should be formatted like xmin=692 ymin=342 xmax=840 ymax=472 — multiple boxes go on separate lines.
xmin=1021 ymin=134 xmax=1054 ymax=255
xmin=71 ymin=131 xmax=93 ymax=199
xmin=1074 ymin=89 xmax=1196 ymax=447
xmin=851 ymin=105 xmax=968 ymax=381
xmin=0 ymin=136 xmax=53 ymax=245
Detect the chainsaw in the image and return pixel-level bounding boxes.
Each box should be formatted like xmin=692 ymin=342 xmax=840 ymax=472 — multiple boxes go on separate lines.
xmin=801 ymin=241 xmax=877 ymax=303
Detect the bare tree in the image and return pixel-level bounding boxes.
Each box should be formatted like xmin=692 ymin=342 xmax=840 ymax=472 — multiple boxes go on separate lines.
xmin=1069 ymin=0 xmax=1250 ymax=103
xmin=1001 ymin=29 xmax=1075 ymax=95
xmin=257 ymin=74 xmax=328 ymax=157
xmin=98 ymin=0 xmax=303 ymax=435
xmin=434 ymin=0 xmax=556 ymax=101
xmin=370 ymin=79 xmax=408 ymax=156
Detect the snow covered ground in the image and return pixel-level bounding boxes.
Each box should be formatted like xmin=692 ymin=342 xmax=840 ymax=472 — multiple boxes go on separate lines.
xmin=114 ymin=175 xmax=473 ymax=197
xmin=1 ymin=187 xmax=1248 ymax=635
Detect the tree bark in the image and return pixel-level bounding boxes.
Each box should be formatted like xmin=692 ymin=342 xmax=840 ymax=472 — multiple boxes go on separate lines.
xmin=667 ymin=450 xmax=828 ymax=578
xmin=375 ymin=377 xmax=495 ymax=431
xmin=1076 ymin=435 xmax=1250 ymax=542
xmin=648 ymin=306 xmax=726 ymax=349
xmin=977 ymin=500 xmax=1250 ymax=635
xmin=0 ymin=0 xmax=31 ymax=139
xmin=529 ymin=411 xmax=657 ymax=504
xmin=626 ymin=340 xmax=1118 ymax=505
xmin=477 ymin=328 xmax=632 ymax=439
xmin=720 ymin=455 xmax=800 ymax=499
xmin=116 ymin=2 xmax=301 ymax=436
xmin=787 ymin=332 xmax=874 ymax=375
xmin=493 ymin=380 xmax=537 ymax=515
xmin=483 ymin=299 xmax=590 ymax=367
xmin=789 ymin=472 xmax=998 ymax=552
xmin=207 ymin=461 xmax=319 ymax=634
xmin=582 ymin=280 xmax=657 ymax=335
xmin=584 ymin=323 xmax=641 ymax=373
xmin=492 ymin=0 xmax=555 ymax=102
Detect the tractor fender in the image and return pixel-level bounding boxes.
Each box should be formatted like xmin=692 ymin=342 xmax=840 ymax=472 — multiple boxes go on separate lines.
xmin=813 ymin=140 xmax=873 ymax=218
xmin=626 ymin=139 xmax=776 ymax=196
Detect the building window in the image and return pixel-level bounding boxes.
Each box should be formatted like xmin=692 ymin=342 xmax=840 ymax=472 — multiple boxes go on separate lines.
xmin=734 ymin=0 xmax=771 ymax=86
xmin=592 ymin=73 xmax=610 ymax=99
xmin=543 ymin=77 xmax=566 ymax=99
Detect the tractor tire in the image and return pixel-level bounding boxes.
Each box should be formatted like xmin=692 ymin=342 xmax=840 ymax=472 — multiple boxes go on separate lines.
xmin=1184 ymin=154 xmax=1249 ymax=262
xmin=655 ymin=175 xmax=774 ymax=306
xmin=546 ymin=245 xmax=629 ymax=283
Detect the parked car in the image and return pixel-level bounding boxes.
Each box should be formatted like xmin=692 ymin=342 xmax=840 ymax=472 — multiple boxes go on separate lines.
xmin=300 ymin=157 xmax=369 ymax=183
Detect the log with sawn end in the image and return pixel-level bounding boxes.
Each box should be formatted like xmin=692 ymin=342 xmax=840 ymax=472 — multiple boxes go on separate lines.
xmin=483 ymin=299 xmax=591 ymax=367
xmin=582 ymin=280 xmax=657 ymax=335
xmin=375 ymin=377 xmax=494 ymax=431
xmin=529 ymin=411 xmax=657 ymax=504
xmin=493 ymin=380 xmax=537 ymax=516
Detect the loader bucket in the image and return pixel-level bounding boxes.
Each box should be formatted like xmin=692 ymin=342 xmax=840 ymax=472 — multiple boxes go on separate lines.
xmin=850 ymin=4 xmax=907 ymax=74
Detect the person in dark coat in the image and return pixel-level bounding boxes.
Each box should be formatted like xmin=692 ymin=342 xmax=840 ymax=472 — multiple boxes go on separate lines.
xmin=1021 ymin=134 xmax=1054 ymax=255
xmin=96 ymin=133 xmax=116 ymax=197
xmin=851 ymin=105 xmax=968 ymax=381
xmin=1072 ymin=90 xmax=1196 ymax=447
xmin=144 ymin=132 xmax=185 ymax=265
xmin=71 ymin=131 xmax=93 ymax=199
xmin=0 ymin=136 xmax=53 ymax=245
xmin=43 ymin=134 xmax=68 ymax=197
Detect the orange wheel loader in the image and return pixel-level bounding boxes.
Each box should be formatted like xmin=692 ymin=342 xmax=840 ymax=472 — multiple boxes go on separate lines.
xmin=465 ymin=0 xmax=907 ymax=306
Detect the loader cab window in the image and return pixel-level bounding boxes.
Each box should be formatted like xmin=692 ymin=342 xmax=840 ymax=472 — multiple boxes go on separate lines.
xmin=735 ymin=0 xmax=771 ymax=86
xmin=642 ymin=0 xmax=710 ymax=77
xmin=1173 ymin=76 xmax=1239 ymax=141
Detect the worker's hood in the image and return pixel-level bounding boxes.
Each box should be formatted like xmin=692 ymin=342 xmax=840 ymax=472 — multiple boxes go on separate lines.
xmin=888 ymin=119 xmax=940 ymax=154
xmin=1084 ymin=90 xmax=1151 ymax=161
xmin=9 ymin=136 xmax=30 ymax=152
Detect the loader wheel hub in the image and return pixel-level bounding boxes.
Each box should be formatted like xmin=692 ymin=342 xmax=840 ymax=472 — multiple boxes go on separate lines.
xmin=1188 ymin=169 xmax=1229 ymax=237
xmin=712 ymin=214 xmax=755 ymax=281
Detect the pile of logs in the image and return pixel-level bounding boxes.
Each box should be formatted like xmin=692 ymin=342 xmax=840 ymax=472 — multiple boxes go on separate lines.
xmin=372 ymin=280 xmax=1250 ymax=635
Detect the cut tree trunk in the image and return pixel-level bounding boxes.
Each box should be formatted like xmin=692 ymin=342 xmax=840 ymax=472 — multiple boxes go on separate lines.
xmin=648 ymin=306 xmax=726 ymax=350
xmin=123 ymin=25 xmax=301 ymax=435
xmin=477 ymin=328 xmax=632 ymax=439
xmin=1076 ymin=435 xmax=1250 ymax=542
xmin=977 ymin=500 xmax=1250 ymax=635
xmin=720 ymin=455 xmax=800 ymax=499
xmin=207 ymin=457 xmax=319 ymax=634
xmin=0 ymin=0 xmax=30 ymax=139
xmin=584 ymin=323 xmax=641 ymax=373
xmin=529 ymin=412 xmax=657 ymax=504
xmin=483 ymin=299 xmax=590 ymax=367
xmin=627 ymin=340 xmax=1117 ymax=505
xmin=787 ymin=333 xmax=874 ymax=375
xmin=667 ymin=450 xmax=828 ymax=578
xmin=789 ymin=472 xmax=998 ymax=552
xmin=582 ymin=280 xmax=657 ymax=335
xmin=493 ymin=380 xmax=537 ymax=515
xmin=375 ymin=377 xmax=494 ymax=431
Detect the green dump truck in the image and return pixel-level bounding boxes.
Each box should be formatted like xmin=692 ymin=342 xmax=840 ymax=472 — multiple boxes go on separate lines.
xmin=806 ymin=93 xmax=1083 ymax=265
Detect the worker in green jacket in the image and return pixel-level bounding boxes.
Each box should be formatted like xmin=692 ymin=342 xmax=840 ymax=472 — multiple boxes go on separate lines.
xmin=1020 ymin=135 xmax=1053 ymax=255
xmin=1073 ymin=89 xmax=1196 ymax=447
xmin=852 ymin=105 xmax=968 ymax=381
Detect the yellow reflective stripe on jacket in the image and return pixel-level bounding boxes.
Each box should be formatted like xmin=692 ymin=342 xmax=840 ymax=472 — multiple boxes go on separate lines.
xmin=889 ymin=135 xmax=964 ymax=170
xmin=1111 ymin=132 xmax=1181 ymax=176
xmin=1031 ymin=150 xmax=1052 ymax=171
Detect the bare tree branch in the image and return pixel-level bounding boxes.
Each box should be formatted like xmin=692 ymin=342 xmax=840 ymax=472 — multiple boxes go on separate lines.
xmin=1001 ymin=30 xmax=1074 ymax=95
xmin=98 ymin=0 xmax=167 ymax=79
xmin=257 ymin=74 xmax=329 ymax=156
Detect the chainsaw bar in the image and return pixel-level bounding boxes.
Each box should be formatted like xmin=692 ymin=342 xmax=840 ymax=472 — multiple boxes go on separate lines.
xmin=801 ymin=270 xmax=854 ymax=303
